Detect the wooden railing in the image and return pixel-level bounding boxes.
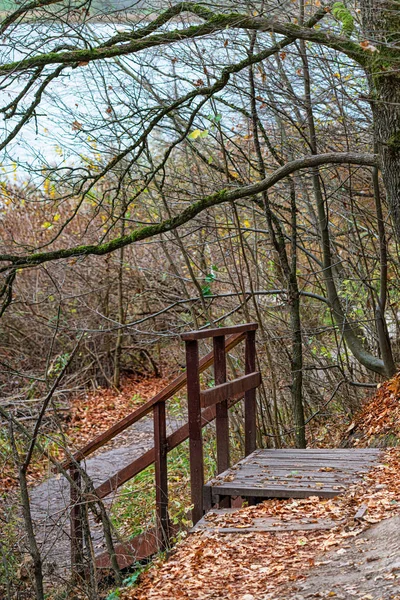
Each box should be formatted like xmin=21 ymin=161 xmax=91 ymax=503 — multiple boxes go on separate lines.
xmin=67 ymin=324 xmax=260 ymax=574
xmin=182 ymin=323 xmax=260 ymax=523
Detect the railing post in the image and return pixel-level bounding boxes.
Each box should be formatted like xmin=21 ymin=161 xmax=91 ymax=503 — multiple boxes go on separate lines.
xmin=70 ymin=464 xmax=84 ymax=579
xmin=185 ymin=339 xmax=204 ymax=525
xmin=244 ymin=329 xmax=257 ymax=456
xmin=153 ymin=400 xmax=169 ymax=550
xmin=213 ymin=335 xmax=229 ymax=474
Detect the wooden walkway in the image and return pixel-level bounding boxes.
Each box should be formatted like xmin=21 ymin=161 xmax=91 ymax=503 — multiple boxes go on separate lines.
xmin=62 ymin=323 xmax=382 ymax=577
xmin=204 ymin=448 xmax=381 ymax=507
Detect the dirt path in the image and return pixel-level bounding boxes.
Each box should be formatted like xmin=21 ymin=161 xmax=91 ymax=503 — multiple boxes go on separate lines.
xmin=29 ymin=414 xmax=182 ymax=581
xmin=276 ymin=515 xmax=400 ymax=599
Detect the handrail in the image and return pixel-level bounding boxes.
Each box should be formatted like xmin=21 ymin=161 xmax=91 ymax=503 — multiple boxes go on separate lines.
xmin=181 ymin=322 xmax=258 ymax=341
xmin=94 ymin=390 xmax=246 ymax=499
xmin=63 ymin=331 xmax=246 ymax=468
xmin=184 ymin=326 xmax=259 ymax=523
xmin=68 ymin=324 xmax=259 ymax=577
xmin=200 ymin=372 xmax=261 ymax=408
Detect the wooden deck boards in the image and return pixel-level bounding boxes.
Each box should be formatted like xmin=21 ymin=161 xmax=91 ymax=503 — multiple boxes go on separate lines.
xmin=205 ymin=448 xmax=381 ymax=501
xmin=192 ymin=508 xmax=345 ymax=534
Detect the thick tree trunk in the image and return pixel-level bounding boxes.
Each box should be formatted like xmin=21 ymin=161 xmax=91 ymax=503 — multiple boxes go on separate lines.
xmin=372 ymin=76 xmax=400 ymax=241
xmin=361 ymin=0 xmax=400 ymax=240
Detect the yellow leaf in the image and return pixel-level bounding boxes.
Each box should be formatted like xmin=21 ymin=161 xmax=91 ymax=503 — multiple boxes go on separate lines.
xmin=243 ymin=219 xmax=251 ymax=228
xmin=188 ymin=129 xmax=202 ymax=140
xmin=53 ymin=213 xmax=60 ymax=222
xmin=42 ymin=221 xmax=52 ymax=229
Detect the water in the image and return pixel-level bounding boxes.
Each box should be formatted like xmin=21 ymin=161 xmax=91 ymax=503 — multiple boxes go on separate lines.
xmin=0 ymin=18 xmax=368 ymax=186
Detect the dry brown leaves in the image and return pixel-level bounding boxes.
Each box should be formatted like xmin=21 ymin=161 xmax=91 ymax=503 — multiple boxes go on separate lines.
xmin=349 ymin=372 xmax=400 ymax=444
xmin=123 ymin=448 xmax=400 ymax=600
xmin=0 ymin=375 xmax=170 ymax=493
xmin=68 ymin=375 xmax=171 ymax=448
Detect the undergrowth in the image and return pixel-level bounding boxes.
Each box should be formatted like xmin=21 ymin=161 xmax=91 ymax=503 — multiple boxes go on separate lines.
xmin=110 ymin=435 xmax=216 ymax=540
xmin=110 ymin=393 xmax=244 ymax=541
xmin=0 ymin=499 xmax=23 ymax=598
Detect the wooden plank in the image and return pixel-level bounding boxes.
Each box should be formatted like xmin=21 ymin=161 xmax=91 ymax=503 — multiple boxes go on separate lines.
xmin=231 ymin=462 xmax=374 ymax=471
xmin=212 ymin=473 xmax=358 ymax=483
xmin=95 ymin=530 xmax=157 ymax=571
xmin=193 ymin=512 xmax=344 ymax=534
xmin=243 ymin=460 xmax=377 ymax=468
xmin=354 ymin=504 xmax=368 ymax=521
xmin=214 ymin=335 xmax=229 ymax=474
xmin=251 ymin=449 xmax=381 ymax=455
xmin=245 ymin=329 xmax=257 ymax=456
xmin=247 ymin=457 xmax=380 ymax=464
xmin=211 ymin=479 xmax=348 ymax=491
xmin=246 ymin=452 xmax=380 ymax=461
xmin=229 ymin=460 xmax=372 ymax=469
xmin=62 ymin=331 xmax=246 ymax=468
xmin=211 ymin=476 xmax=349 ymax=488
xmin=200 ymin=372 xmax=261 ymax=408
xmin=186 ymin=339 xmax=204 ymax=525
xmin=181 ymin=322 xmax=258 ymax=341
xmin=153 ymin=401 xmax=169 ymax=550
xmin=214 ymin=458 xmax=363 ymax=470
xmin=211 ymin=485 xmax=341 ymax=499
xmin=242 ymin=451 xmax=378 ymax=459
xmin=210 ymin=469 xmax=364 ymax=483
xmin=254 ymin=449 xmax=380 ymax=458
xmin=95 ymin=524 xmax=179 ymax=572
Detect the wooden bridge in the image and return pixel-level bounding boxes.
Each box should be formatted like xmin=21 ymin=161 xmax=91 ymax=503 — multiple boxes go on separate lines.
xmin=64 ymin=323 xmax=381 ymax=577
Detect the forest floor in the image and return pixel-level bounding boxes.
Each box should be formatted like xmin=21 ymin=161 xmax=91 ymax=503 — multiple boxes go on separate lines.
xmin=0 ymin=374 xmax=172 ymax=494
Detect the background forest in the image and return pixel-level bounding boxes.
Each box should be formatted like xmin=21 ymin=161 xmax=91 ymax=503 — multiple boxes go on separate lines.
xmin=0 ymin=0 xmax=400 ymax=597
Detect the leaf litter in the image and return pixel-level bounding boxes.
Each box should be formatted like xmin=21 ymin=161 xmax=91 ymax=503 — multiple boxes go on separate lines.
xmin=68 ymin=374 xmax=171 ymax=448
xmin=0 ymin=375 xmax=170 ymax=493
xmin=346 ymin=371 xmax=400 ymax=446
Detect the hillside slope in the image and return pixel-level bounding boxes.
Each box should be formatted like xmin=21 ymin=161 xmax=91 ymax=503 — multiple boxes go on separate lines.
xmin=343 ymin=373 xmax=400 ymax=448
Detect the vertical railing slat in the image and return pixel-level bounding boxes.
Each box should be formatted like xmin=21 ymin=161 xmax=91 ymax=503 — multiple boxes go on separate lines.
xmin=244 ymin=329 xmax=257 ymax=456
xmin=185 ymin=339 xmax=204 ymax=525
xmin=154 ymin=400 xmax=169 ymax=549
xmin=213 ymin=335 xmax=230 ymax=474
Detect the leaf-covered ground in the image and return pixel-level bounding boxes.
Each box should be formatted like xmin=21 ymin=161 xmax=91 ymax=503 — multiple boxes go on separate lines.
xmin=0 ymin=375 xmax=171 ymax=493
xmin=120 ymin=448 xmax=400 ymax=600
xmin=345 ymin=373 xmax=400 ymax=447
xmin=67 ymin=375 xmax=171 ymax=448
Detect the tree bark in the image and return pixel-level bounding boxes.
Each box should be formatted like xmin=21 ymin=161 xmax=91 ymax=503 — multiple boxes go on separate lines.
xmin=361 ymin=0 xmax=400 ymax=241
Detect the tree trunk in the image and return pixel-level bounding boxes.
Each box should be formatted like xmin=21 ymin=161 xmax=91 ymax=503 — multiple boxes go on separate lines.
xmin=113 ymin=244 xmax=124 ymax=389
xmin=362 ymin=0 xmax=400 ymax=241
